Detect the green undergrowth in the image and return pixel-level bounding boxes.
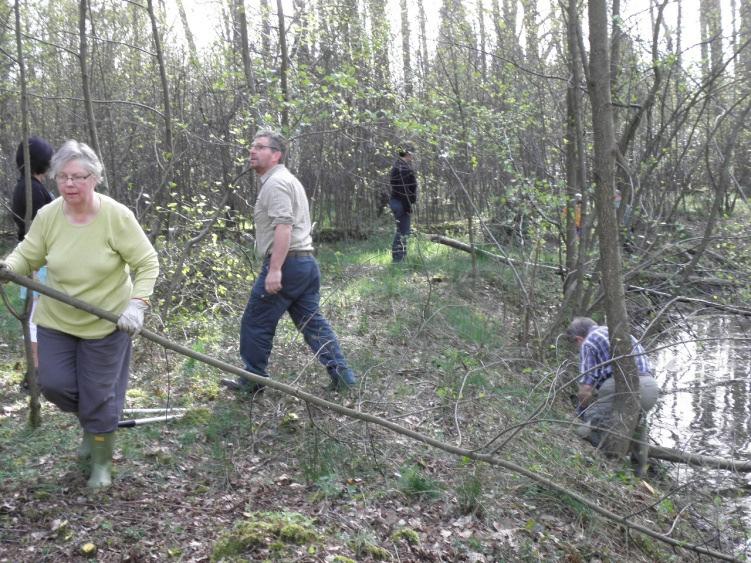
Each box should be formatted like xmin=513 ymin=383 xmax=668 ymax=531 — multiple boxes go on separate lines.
xmin=0 ymin=234 xmax=742 ymax=561
xmin=0 ymin=281 xmax=25 ymax=355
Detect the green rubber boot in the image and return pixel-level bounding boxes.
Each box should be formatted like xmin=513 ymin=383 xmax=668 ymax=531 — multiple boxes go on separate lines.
xmin=87 ymin=433 xmax=115 ymax=489
xmin=77 ymin=431 xmax=92 ymax=460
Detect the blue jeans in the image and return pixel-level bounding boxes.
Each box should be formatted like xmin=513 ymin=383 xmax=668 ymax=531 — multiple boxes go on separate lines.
xmin=389 ymin=198 xmax=411 ymax=262
xmin=240 ymin=256 xmax=356 ymax=386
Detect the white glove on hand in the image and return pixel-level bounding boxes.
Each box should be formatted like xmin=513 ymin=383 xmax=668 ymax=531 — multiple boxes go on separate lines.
xmin=117 ymin=299 xmax=148 ymax=336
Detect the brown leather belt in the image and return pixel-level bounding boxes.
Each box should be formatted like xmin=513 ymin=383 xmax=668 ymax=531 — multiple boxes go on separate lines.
xmin=286 ymin=250 xmax=314 ymax=258
xmin=266 ymin=250 xmax=314 ymax=259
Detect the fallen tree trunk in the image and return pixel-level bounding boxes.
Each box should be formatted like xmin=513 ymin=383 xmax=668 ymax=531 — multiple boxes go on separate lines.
xmin=429 ymin=234 xmax=742 ymax=289
xmin=633 ymin=269 xmax=736 ymax=287
xmin=628 ymin=284 xmax=751 ymax=317
xmin=427 ymin=233 xmax=562 ymax=272
xmin=0 ymin=268 xmax=737 ymax=562
xmin=649 ymin=446 xmax=751 ymax=472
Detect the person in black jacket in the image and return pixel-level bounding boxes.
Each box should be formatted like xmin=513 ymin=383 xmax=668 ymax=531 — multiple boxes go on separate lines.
xmin=388 ymin=144 xmax=417 ymax=262
xmin=10 ymin=136 xmax=54 ymax=383
xmin=12 ymin=136 xmax=54 ymax=241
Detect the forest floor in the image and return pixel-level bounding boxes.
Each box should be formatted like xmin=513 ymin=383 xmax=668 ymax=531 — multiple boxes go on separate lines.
xmin=0 ymin=229 xmax=748 ymax=562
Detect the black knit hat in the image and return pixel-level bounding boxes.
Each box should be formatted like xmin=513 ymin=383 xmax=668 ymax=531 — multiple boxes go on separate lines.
xmin=398 ymin=143 xmax=414 ymax=157
xmin=16 ymin=136 xmax=54 ymax=174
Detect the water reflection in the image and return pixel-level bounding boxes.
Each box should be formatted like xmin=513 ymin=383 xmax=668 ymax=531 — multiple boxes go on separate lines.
xmin=652 ymin=315 xmax=751 ymax=459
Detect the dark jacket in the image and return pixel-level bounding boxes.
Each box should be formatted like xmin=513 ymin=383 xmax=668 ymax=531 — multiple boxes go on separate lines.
xmin=11 ymin=176 xmax=53 ymax=241
xmin=389 ymin=157 xmax=418 ymax=213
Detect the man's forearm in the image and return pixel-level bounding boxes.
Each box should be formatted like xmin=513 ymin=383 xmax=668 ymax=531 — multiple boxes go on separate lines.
xmin=577 ymin=384 xmax=594 ymax=408
xmin=269 ymin=224 xmax=292 ymax=272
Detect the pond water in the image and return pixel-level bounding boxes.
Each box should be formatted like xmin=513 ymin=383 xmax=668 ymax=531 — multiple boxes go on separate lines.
xmin=651 ymin=314 xmax=751 ymax=551
xmin=653 ymin=315 xmax=751 ymax=459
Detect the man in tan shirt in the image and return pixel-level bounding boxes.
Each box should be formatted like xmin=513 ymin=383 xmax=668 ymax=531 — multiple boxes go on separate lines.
xmin=224 ymin=130 xmax=357 ymax=394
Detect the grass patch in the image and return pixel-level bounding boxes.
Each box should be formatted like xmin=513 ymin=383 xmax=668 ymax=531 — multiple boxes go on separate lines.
xmin=522 ymin=484 xmax=594 ymax=525
xmin=348 ymin=268 xmax=414 ymax=301
xmin=441 ymin=305 xmax=500 ymax=347
xmin=298 ymin=427 xmax=352 ymax=486
xmin=0 ymin=411 xmax=82 ymax=487
xmin=397 ymin=463 xmax=442 ymax=500
xmin=455 ymin=462 xmax=485 ymax=517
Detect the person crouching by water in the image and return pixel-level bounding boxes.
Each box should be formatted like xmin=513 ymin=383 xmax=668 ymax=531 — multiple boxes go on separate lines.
xmin=566 ymin=317 xmax=659 ymax=466
xmin=0 ymin=140 xmax=159 ymax=489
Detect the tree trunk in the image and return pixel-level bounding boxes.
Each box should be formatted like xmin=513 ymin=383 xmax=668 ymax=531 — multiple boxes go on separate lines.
xmin=609 ymin=0 xmax=622 ymax=94
xmin=416 ymin=0 xmax=429 ymax=86
xmin=563 ymin=0 xmax=583 ymax=300
xmin=235 ymin=0 xmax=256 ymax=98
xmin=261 ymin=0 xmax=271 ymax=60
xmin=523 ymin=0 xmax=539 ymax=63
xmin=276 ymin=0 xmax=289 ymax=129
xmin=146 ymin=0 xmax=175 ymax=241
xmin=175 ymin=0 xmax=197 ymax=61
xmin=649 ymin=446 xmax=751 ymax=472
xmin=736 ymin=0 xmax=751 ymax=197
xmin=587 ymin=0 xmax=640 ymax=458
xmin=477 ymin=0 xmax=486 ymax=79
xmin=78 ymin=0 xmax=107 ymax=190
xmin=370 ymin=0 xmax=391 ymax=98
xmin=400 ymin=0 xmax=412 ymax=95
xmin=14 ymin=0 xmax=41 ymax=429
xmin=703 ymin=0 xmax=724 ymax=75
xmin=234 ymin=0 xmax=260 ymax=129
xmin=503 ymin=0 xmax=520 ymax=56
xmin=147 ymin=0 xmax=173 ymax=158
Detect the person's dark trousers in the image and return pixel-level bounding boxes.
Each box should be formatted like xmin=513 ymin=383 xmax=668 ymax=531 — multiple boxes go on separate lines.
xmin=37 ymin=326 xmax=132 ymax=433
xmin=240 ymin=256 xmax=356 ymax=387
xmin=389 ymin=198 xmax=411 ymax=262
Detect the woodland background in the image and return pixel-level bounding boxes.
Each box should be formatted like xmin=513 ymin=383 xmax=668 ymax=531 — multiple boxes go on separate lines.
xmin=1 ymin=0 xmax=749 ymax=315
xmin=1 ymin=0 xmax=751 ymax=561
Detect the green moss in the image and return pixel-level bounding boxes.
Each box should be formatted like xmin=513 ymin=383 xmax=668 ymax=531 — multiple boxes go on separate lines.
xmin=390 ymin=527 xmax=420 ymax=545
xmin=279 ymin=522 xmax=316 ymax=543
xmin=125 ymin=388 xmax=149 ymax=401
xmin=360 ymin=543 xmax=391 ymax=560
xmin=210 ymin=511 xmax=319 ymax=562
xmin=178 ymin=407 xmax=212 ymax=426
xmin=280 ymin=412 xmax=299 ymax=429
xmin=332 ymin=557 xmax=357 ymax=563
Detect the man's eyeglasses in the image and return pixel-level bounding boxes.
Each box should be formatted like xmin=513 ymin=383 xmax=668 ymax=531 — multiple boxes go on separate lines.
xmin=55 ymin=173 xmax=92 ymax=184
xmin=251 ymin=143 xmax=279 ymax=152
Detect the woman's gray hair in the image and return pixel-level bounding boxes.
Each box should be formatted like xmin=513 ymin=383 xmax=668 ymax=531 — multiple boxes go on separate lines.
xmin=254 ymin=129 xmax=287 ymax=159
xmin=49 ymin=139 xmax=104 ymax=182
xmin=566 ymin=316 xmax=597 ymax=339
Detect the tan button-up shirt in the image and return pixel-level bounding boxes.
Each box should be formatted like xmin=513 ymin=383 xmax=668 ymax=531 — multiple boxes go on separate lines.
xmin=253 ymin=164 xmax=314 ymax=258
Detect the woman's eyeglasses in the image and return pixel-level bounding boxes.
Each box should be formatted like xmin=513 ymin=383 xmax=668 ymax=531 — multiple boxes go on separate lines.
xmin=55 ymin=173 xmax=92 ymax=184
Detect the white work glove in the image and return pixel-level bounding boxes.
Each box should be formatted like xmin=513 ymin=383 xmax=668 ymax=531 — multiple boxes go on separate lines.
xmin=117 ymin=298 xmax=148 ymax=336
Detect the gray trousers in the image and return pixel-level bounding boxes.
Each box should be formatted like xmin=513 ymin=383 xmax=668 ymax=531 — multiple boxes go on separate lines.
xmin=579 ymin=375 xmax=660 ymax=446
xmin=37 ymin=326 xmax=132 ymax=434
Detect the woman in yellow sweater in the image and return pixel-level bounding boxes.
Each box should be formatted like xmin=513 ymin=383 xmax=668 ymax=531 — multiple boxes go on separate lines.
xmin=1 ymin=140 xmax=159 ymax=489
